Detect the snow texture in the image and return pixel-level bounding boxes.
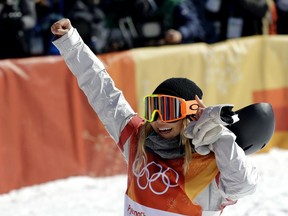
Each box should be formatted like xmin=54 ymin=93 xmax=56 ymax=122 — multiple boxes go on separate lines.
xmin=0 ymin=148 xmax=288 ymax=216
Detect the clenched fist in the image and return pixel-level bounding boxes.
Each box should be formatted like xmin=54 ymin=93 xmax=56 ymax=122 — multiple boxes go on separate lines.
xmin=51 ymin=18 xmax=72 ymax=37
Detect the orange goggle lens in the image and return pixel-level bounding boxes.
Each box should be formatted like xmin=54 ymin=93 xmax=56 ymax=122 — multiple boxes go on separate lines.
xmin=144 ymin=94 xmax=199 ymax=122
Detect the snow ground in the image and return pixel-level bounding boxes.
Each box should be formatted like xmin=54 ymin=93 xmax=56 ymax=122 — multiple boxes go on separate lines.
xmin=0 ymin=148 xmax=288 ymax=216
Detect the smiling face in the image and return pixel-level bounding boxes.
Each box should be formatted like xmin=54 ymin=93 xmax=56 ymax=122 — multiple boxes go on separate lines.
xmin=150 ymin=119 xmax=184 ymax=139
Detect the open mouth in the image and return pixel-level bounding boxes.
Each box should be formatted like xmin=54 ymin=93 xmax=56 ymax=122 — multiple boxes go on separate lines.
xmin=158 ymin=127 xmax=172 ymax=134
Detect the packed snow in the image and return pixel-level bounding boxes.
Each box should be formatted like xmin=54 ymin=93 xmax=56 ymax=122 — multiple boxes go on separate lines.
xmin=0 ymin=148 xmax=288 ymax=216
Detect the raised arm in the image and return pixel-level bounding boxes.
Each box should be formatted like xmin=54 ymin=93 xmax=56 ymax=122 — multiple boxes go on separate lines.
xmin=51 ymin=18 xmax=136 ymax=144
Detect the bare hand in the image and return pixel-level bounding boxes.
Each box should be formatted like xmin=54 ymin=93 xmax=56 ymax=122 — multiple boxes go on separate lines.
xmin=193 ymin=95 xmax=206 ymax=120
xmin=51 ymin=18 xmax=72 ymax=37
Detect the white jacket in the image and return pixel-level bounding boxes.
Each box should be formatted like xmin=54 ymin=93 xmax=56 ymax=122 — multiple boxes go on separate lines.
xmin=53 ymin=28 xmax=258 ymax=216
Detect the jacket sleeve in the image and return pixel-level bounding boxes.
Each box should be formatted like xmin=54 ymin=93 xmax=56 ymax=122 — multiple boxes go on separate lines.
xmin=213 ymin=128 xmax=259 ymax=201
xmin=52 ymin=28 xmax=136 ymax=144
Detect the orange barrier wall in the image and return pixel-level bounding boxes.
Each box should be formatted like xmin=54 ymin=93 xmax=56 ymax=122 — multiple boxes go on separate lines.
xmin=1 ymin=35 xmax=288 ymax=194
xmin=0 ymin=52 xmax=136 ymax=194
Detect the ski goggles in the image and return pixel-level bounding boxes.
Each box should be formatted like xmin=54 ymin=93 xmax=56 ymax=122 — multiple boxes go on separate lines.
xmin=144 ymin=94 xmax=199 ymax=123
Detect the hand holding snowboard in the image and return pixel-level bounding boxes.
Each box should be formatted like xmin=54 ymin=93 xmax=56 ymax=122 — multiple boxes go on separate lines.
xmin=184 ymin=101 xmax=275 ymax=155
xmin=184 ymin=103 xmax=239 ymax=155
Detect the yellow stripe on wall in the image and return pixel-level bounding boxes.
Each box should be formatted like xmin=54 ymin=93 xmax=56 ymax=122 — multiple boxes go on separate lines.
xmin=131 ymin=35 xmax=288 ymax=150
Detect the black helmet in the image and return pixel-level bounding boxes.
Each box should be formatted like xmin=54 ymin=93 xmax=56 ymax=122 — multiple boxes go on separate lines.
xmin=227 ymin=103 xmax=275 ymax=155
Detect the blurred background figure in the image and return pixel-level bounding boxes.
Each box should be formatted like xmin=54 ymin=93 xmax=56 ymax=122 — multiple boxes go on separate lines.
xmin=130 ymin=0 xmax=205 ymax=47
xmin=189 ymin=0 xmax=222 ymax=43
xmin=99 ymin=0 xmax=134 ymax=52
xmin=197 ymin=0 xmax=276 ymax=43
xmin=0 ymin=0 xmax=37 ymax=59
xmin=275 ymin=0 xmax=288 ymax=34
xmin=0 ymin=0 xmax=282 ymax=58
xmin=33 ymin=0 xmax=105 ymax=55
xmin=67 ymin=0 xmax=106 ymax=54
xmin=33 ymin=0 xmax=75 ymax=55
xmin=99 ymin=0 xmax=205 ymax=52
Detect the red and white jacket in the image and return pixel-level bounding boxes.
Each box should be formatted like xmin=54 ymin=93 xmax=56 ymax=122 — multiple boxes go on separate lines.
xmin=53 ymin=28 xmax=258 ymax=216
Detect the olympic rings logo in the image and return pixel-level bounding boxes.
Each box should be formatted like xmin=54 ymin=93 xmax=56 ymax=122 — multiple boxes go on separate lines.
xmin=132 ymin=158 xmax=179 ymax=195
